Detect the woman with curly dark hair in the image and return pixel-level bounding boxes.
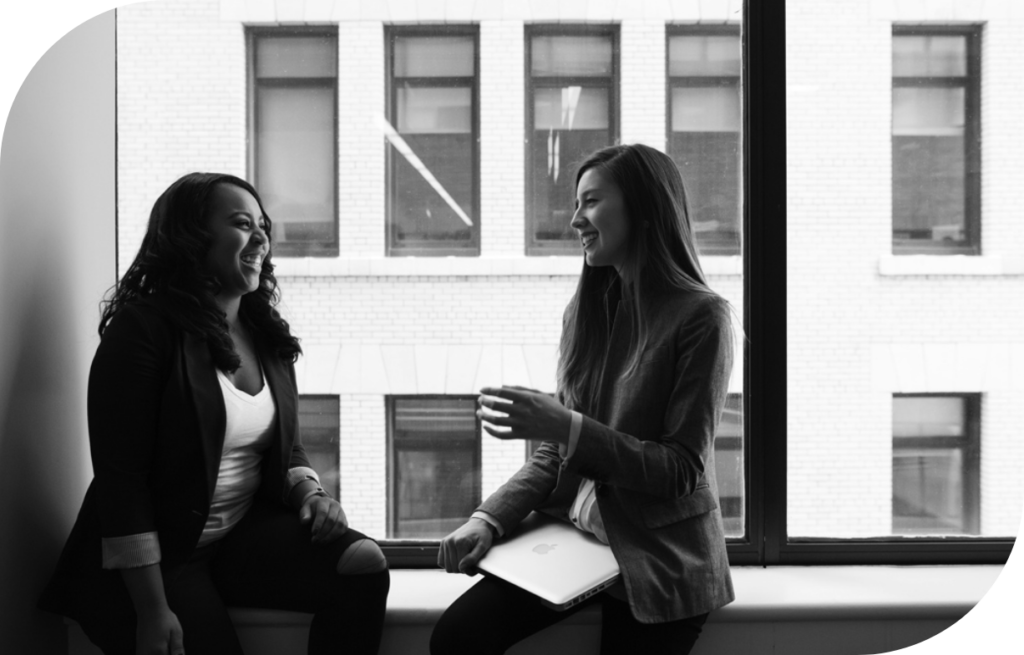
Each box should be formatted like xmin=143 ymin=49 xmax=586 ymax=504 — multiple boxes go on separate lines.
xmin=39 ymin=173 xmax=389 ymax=655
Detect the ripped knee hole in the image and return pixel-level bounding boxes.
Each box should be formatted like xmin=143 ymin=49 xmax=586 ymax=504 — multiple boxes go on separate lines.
xmin=336 ymin=538 xmax=387 ymax=575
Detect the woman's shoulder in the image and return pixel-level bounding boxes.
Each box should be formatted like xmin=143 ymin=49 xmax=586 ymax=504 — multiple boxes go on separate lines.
xmin=649 ymin=288 xmax=731 ymax=326
xmin=102 ymin=296 xmax=180 ymax=344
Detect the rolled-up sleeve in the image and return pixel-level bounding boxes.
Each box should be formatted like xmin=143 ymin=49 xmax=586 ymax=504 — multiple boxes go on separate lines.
xmin=88 ymin=307 xmax=168 ymax=568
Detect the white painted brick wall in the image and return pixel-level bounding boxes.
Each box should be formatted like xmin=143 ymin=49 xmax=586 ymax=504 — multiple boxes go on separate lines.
xmin=116 ymin=0 xmax=1023 ymax=540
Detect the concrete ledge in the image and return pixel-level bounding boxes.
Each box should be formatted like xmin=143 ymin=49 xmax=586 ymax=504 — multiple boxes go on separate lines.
xmin=68 ymin=565 xmax=1001 ymax=655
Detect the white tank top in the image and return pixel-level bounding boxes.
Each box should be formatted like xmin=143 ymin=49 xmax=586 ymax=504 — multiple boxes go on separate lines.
xmin=197 ymin=366 xmax=276 ymax=546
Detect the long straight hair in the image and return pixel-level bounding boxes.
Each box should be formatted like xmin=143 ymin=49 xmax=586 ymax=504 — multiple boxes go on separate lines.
xmin=101 ymin=172 xmax=301 ymax=370
xmin=557 ymin=144 xmax=720 ymax=413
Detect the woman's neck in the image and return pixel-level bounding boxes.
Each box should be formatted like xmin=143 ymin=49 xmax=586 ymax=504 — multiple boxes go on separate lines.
xmin=214 ymin=294 xmax=242 ymax=330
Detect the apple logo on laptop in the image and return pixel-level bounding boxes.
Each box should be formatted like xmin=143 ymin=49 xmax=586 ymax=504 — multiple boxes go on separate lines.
xmin=532 ymin=543 xmax=557 ymax=554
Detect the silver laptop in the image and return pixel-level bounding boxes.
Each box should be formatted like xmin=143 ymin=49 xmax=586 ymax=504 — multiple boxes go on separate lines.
xmin=476 ymin=511 xmax=621 ymax=611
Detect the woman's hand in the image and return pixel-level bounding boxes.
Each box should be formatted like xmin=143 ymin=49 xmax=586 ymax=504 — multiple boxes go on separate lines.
xmin=438 ymin=517 xmax=495 ymax=575
xmin=299 ymin=496 xmax=349 ymax=545
xmin=135 ymin=606 xmax=184 ymax=655
xmin=477 ymin=386 xmax=573 ymax=445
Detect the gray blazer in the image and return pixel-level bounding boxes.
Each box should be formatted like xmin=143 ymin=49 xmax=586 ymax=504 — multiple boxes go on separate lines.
xmin=479 ymin=287 xmax=735 ymax=623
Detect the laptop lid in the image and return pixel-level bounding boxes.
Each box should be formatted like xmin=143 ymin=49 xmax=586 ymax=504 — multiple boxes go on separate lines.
xmin=476 ymin=511 xmax=621 ymax=611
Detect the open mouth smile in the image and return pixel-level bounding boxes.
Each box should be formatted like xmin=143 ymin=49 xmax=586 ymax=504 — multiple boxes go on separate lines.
xmin=580 ymin=233 xmax=598 ymax=248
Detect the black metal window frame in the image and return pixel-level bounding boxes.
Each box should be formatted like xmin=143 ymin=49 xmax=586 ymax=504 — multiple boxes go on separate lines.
xmin=665 ymin=23 xmax=743 ymax=257
xmin=892 ymin=393 xmax=982 ymax=536
xmin=384 ymin=25 xmax=481 ymax=257
xmin=381 ymin=1 xmax=1014 ymax=567
xmin=891 ymin=24 xmax=982 ymax=256
xmin=246 ymin=26 xmax=339 ymax=258
xmin=524 ymin=23 xmax=620 ymax=256
xmin=384 ymin=395 xmax=482 ymax=557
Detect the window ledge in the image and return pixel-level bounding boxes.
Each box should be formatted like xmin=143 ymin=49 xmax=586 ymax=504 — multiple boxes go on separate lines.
xmin=879 ymin=254 xmax=1024 ymax=277
xmin=222 ymin=565 xmax=1000 ymax=627
xmin=273 ymin=255 xmax=744 ymax=278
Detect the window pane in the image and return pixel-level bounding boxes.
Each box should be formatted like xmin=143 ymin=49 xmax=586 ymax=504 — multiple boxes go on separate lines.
xmin=714 ymin=395 xmax=744 ymax=538
xmin=391 ymin=398 xmax=480 ymax=539
xmin=788 ymin=9 xmax=1019 ymax=540
xmin=531 ymin=36 xmax=613 ymax=77
xmin=388 ymin=31 xmax=477 ymax=254
xmin=256 ymin=35 xmax=337 ymax=78
xmin=893 ymin=88 xmax=964 ymax=134
xmin=893 ymin=396 xmax=965 ymax=438
xmin=397 ymin=87 xmax=472 ymax=134
xmin=394 ymin=37 xmax=474 ymax=77
xmin=256 ymin=86 xmax=335 ymax=244
xmin=893 ymin=36 xmax=966 ymax=77
xmin=534 ymin=86 xmax=610 ymax=130
xmin=671 ymin=86 xmax=740 ymax=132
xmin=299 ymin=396 xmax=340 ymax=499
xmin=668 ymin=35 xmax=740 ymax=76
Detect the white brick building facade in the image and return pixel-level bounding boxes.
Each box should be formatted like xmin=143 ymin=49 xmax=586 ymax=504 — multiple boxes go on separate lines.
xmin=116 ymin=0 xmax=1022 ymax=539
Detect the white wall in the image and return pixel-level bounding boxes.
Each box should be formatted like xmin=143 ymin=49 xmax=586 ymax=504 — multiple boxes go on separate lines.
xmin=0 ymin=10 xmax=115 ymax=653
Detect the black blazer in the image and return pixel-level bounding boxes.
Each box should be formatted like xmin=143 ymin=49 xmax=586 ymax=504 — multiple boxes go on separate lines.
xmin=39 ymin=298 xmax=311 ymax=620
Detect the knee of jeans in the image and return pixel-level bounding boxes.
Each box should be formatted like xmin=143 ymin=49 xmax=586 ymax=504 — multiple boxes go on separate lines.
xmin=336 ymin=538 xmax=387 ymax=575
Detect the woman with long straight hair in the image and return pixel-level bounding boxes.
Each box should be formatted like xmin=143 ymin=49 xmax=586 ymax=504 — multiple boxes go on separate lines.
xmin=39 ymin=173 xmax=389 ymax=655
xmin=431 ymin=144 xmax=736 ymax=655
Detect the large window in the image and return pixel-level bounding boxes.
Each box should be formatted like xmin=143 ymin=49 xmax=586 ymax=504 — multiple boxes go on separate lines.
xmin=248 ymin=28 xmax=338 ymax=257
xmin=387 ymin=397 xmax=481 ymax=539
xmin=667 ymin=25 xmax=742 ymax=256
xmin=892 ymin=26 xmax=981 ymax=254
xmin=526 ymin=26 xmax=618 ymax=254
xmin=386 ymin=27 xmax=479 ymax=256
xmin=893 ymin=395 xmax=980 ymax=536
xmin=298 ymin=395 xmax=341 ymax=499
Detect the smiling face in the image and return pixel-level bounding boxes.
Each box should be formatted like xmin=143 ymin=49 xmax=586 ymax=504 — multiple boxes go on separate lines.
xmin=203 ymin=183 xmax=268 ymax=303
xmin=572 ymin=167 xmax=632 ymax=273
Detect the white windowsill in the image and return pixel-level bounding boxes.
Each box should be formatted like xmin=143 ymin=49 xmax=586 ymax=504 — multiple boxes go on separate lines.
xmin=879 ymin=254 xmax=1024 ymax=277
xmin=273 ymin=255 xmax=744 ymax=278
xmin=224 ymin=565 xmax=1002 ymax=627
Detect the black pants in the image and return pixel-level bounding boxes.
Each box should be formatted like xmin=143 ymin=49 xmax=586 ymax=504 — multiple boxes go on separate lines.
xmin=83 ymin=501 xmax=390 ymax=655
xmin=430 ymin=576 xmax=708 ymax=655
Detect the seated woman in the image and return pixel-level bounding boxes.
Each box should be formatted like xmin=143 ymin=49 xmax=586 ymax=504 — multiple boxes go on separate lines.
xmin=432 ymin=144 xmax=736 ymax=655
xmin=39 ymin=173 xmax=389 ymax=655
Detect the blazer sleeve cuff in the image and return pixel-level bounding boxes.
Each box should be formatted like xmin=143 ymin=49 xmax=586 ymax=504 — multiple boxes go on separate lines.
xmin=471 ymin=511 xmax=505 ymax=537
xmin=286 ymin=467 xmax=321 ymax=495
xmin=101 ymin=532 xmax=161 ymax=569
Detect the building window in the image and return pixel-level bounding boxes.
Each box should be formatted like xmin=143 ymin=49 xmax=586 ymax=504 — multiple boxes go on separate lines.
xmin=385 ymin=27 xmax=479 ymax=256
xmin=248 ymin=28 xmax=338 ymax=257
xmin=667 ymin=26 xmax=742 ymax=257
xmin=387 ymin=397 xmax=481 ymax=539
xmin=299 ymin=395 xmax=340 ymax=499
xmin=892 ymin=394 xmax=980 ymax=536
xmin=714 ymin=394 xmax=744 ymax=538
xmin=526 ymin=26 xmax=618 ymax=254
xmin=892 ymin=26 xmax=981 ymax=255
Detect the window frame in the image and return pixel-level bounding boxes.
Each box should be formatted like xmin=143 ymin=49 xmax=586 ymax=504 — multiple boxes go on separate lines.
xmin=384 ymin=25 xmax=481 ymax=257
xmin=665 ymin=23 xmax=743 ymax=257
xmin=890 ymin=24 xmax=982 ymax=256
xmin=246 ymin=26 xmax=339 ymax=258
xmin=892 ymin=393 xmax=982 ymax=536
xmin=524 ymin=23 xmax=620 ymax=256
xmin=385 ymin=395 xmax=483 ymax=543
xmin=380 ymin=2 xmax=1015 ymax=568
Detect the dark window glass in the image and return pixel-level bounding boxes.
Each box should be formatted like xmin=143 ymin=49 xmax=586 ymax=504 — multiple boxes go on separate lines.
xmin=249 ymin=29 xmax=338 ymax=256
xmin=526 ymin=28 xmax=618 ymax=254
xmin=387 ymin=29 xmax=479 ymax=256
xmin=299 ymin=395 xmax=340 ymax=499
xmin=892 ymin=28 xmax=980 ymax=254
xmin=892 ymin=395 xmax=980 ymax=536
xmin=667 ymin=28 xmax=741 ymax=256
xmin=388 ymin=397 xmax=481 ymax=539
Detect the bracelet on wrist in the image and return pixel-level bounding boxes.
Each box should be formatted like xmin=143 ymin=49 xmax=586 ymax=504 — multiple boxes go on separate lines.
xmin=299 ymin=487 xmax=328 ymax=507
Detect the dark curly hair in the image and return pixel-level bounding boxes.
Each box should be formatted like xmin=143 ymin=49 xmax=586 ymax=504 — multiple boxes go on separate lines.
xmin=100 ymin=172 xmax=301 ymax=370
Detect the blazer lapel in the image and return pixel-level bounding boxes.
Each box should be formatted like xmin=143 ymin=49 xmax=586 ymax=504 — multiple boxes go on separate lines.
xmin=260 ymin=344 xmax=295 ymax=475
xmin=182 ymin=332 xmax=227 ymax=500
